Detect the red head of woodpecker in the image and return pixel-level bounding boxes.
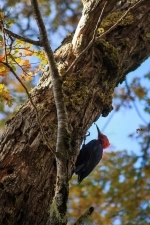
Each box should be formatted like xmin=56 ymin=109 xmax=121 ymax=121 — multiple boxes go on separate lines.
xmin=74 ymin=124 xmax=110 ymax=184
xmin=95 ymin=124 xmax=110 ymax=149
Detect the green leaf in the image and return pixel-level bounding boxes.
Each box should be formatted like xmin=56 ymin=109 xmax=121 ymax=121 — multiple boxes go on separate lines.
xmin=12 ymin=64 xmax=16 ymax=71
xmin=0 ymin=35 xmax=3 ymax=41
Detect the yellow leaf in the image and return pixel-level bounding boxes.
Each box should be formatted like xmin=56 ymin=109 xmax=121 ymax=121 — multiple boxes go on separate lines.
xmin=24 ymin=49 xmax=32 ymax=56
xmin=0 ymin=54 xmax=5 ymax=61
xmin=0 ymin=63 xmax=9 ymax=76
xmin=20 ymin=59 xmax=29 ymax=66
xmin=0 ymin=10 xmax=4 ymax=20
xmin=0 ymin=83 xmax=13 ymax=107
xmin=15 ymin=57 xmax=21 ymax=63
xmin=0 ymin=83 xmax=4 ymax=92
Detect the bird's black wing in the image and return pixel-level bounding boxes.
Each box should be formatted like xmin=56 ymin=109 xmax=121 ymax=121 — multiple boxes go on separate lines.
xmin=74 ymin=140 xmax=97 ymax=174
xmin=77 ymin=141 xmax=103 ymax=183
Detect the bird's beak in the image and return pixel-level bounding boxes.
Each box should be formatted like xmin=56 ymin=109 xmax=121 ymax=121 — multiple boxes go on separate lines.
xmin=95 ymin=124 xmax=101 ymax=136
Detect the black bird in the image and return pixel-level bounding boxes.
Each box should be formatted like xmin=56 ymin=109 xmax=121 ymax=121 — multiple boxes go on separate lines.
xmin=74 ymin=124 xmax=110 ymax=184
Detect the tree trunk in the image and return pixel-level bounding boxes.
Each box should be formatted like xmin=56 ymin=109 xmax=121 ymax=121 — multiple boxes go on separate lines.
xmin=0 ymin=0 xmax=150 ymax=224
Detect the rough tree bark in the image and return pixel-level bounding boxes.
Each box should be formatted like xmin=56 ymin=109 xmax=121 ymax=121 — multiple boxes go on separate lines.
xmin=0 ymin=0 xmax=150 ymax=224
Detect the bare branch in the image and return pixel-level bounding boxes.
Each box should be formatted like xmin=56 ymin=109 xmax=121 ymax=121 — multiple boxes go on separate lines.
xmin=125 ymin=79 xmax=148 ymax=125
xmin=30 ymin=0 xmax=70 ymax=223
xmin=74 ymin=207 xmax=94 ymax=225
xmin=30 ymin=0 xmax=69 ymax=153
xmin=4 ymin=28 xmax=42 ymax=46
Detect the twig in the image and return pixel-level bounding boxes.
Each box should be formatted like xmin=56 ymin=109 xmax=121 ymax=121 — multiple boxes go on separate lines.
xmin=8 ymin=54 xmax=36 ymax=79
xmin=65 ymin=1 xmax=107 ymax=76
xmin=102 ymin=110 xmax=116 ymax=132
xmin=65 ymin=0 xmax=142 ymax=77
xmin=4 ymin=28 xmax=42 ymax=46
xmin=96 ymin=0 xmax=143 ymax=40
xmin=74 ymin=207 xmax=94 ymax=225
xmin=125 ymin=79 xmax=147 ymax=125
xmin=2 ymin=61 xmax=56 ymax=155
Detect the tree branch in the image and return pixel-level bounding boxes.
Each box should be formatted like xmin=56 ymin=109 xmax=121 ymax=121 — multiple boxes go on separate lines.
xmin=4 ymin=28 xmax=42 ymax=46
xmin=65 ymin=1 xmax=107 ymax=76
xmin=74 ymin=207 xmax=94 ymax=225
xmin=72 ymin=0 xmax=103 ymax=54
xmin=125 ymin=79 xmax=148 ymax=125
xmin=30 ymin=0 xmax=70 ymax=223
xmin=67 ymin=0 xmax=143 ymax=76
xmin=96 ymin=0 xmax=143 ymax=40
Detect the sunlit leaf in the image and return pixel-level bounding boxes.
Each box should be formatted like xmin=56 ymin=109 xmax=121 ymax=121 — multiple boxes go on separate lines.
xmin=0 ymin=34 xmax=3 ymax=41
xmin=0 ymin=63 xmax=9 ymax=76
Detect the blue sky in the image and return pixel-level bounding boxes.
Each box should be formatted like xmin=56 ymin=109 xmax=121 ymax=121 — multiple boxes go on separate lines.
xmin=86 ymin=57 xmax=150 ymax=154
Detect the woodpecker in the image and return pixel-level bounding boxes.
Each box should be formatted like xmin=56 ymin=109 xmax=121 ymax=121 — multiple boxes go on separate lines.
xmin=74 ymin=124 xmax=110 ymax=184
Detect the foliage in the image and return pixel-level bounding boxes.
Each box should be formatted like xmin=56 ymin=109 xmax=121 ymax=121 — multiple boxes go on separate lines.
xmin=0 ymin=83 xmax=13 ymax=106
xmin=2 ymin=0 xmax=81 ymax=40
xmin=69 ymin=151 xmax=150 ymax=225
xmin=0 ymin=9 xmax=48 ymax=132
